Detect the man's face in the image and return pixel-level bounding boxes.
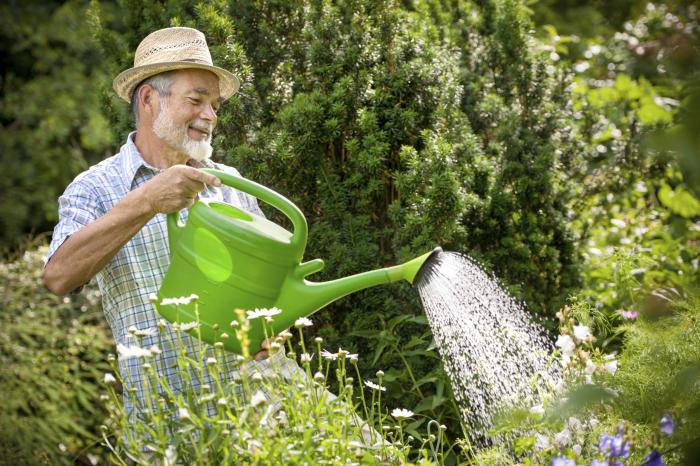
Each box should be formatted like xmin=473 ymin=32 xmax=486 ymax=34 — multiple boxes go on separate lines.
xmin=152 ymin=69 xmax=223 ymax=162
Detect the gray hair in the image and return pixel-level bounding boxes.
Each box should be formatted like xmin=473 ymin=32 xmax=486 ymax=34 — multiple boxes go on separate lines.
xmin=131 ymin=71 xmax=175 ymax=125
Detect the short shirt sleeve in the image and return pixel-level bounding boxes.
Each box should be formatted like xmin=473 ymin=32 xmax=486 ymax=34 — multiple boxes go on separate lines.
xmin=45 ymin=178 xmax=104 ymax=266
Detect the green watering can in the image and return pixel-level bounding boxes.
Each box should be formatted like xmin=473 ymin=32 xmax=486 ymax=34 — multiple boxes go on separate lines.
xmin=156 ymin=168 xmax=439 ymax=354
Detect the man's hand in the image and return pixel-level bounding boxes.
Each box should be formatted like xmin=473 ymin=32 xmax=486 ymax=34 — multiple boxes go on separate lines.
xmin=253 ymin=339 xmax=271 ymax=361
xmin=140 ymin=165 xmax=221 ymax=215
xmin=253 ymin=332 xmax=292 ymax=361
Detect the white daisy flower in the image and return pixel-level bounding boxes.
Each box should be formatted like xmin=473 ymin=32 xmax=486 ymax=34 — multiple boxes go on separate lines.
xmin=364 ymin=380 xmax=386 ymax=392
xmin=391 ymin=408 xmax=414 ymax=419
xmin=103 ymin=373 xmax=116 ymax=384
xmin=251 ymin=390 xmax=267 ymax=407
xmin=134 ymin=327 xmax=157 ymax=336
xmin=117 ymin=343 xmax=153 ymax=359
xmin=246 ymin=308 xmax=282 ymax=320
xmin=179 ymin=322 xmax=199 ymax=331
xmin=177 ymin=407 xmax=191 ymax=420
xmin=321 ymin=349 xmax=337 ymax=361
xmin=294 ymin=317 xmax=313 ymax=328
xmin=160 ymin=294 xmax=198 ymax=306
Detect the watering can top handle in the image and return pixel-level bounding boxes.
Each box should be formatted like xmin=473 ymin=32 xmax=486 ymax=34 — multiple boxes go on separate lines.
xmin=200 ymin=168 xmax=308 ymax=251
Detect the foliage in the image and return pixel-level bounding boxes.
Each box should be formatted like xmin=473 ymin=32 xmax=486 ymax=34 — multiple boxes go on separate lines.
xmin=473 ymin=283 xmax=700 ymax=465
xmin=103 ymin=306 xmax=452 ymax=464
xmin=571 ymin=171 xmax=699 ymax=342
xmin=0 ymin=244 xmax=113 ymax=465
xmin=0 ymin=0 xmax=113 ymax=254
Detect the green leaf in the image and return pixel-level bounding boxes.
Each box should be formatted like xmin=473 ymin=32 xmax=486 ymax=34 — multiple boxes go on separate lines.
xmin=552 ymin=384 xmax=617 ymax=419
xmin=658 ymin=182 xmax=700 ymax=218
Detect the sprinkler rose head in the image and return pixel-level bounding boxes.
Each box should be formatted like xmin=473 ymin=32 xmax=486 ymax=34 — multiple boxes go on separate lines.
xmin=407 ymin=247 xmax=443 ymax=286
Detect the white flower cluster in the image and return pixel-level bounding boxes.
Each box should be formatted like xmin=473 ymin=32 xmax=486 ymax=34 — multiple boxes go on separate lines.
xmin=534 ymin=416 xmax=592 ymax=454
xmin=555 ymin=322 xmax=618 ymax=382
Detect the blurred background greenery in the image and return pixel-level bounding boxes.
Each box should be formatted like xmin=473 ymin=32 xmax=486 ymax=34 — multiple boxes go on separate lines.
xmin=0 ymin=0 xmax=697 ymax=464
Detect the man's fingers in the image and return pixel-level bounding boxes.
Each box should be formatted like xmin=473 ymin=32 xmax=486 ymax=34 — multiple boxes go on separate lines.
xmin=184 ymin=166 xmax=221 ymax=187
xmin=183 ymin=179 xmax=206 ymax=195
xmin=254 ymin=350 xmax=269 ymax=361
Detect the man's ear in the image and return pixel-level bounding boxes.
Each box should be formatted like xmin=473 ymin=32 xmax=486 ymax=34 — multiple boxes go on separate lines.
xmin=138 ymin=85 xmax=157 ymax=119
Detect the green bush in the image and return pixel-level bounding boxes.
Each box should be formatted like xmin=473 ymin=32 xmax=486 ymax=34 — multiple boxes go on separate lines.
xmin=0 ymin=245 xmax=113 ymax=465
xmin=0 ymin=0 xmax=113 ymax=253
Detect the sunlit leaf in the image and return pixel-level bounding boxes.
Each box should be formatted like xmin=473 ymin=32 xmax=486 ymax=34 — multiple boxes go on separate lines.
xmin=658 ymin=182 xmax=700 ymax=218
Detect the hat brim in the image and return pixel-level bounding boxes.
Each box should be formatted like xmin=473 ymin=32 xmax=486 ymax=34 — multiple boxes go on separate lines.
xmin=113 ymin=61 xmax=241 ymax=102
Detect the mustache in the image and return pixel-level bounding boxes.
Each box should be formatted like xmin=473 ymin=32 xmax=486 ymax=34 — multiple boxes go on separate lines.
xmin=188 ymin=119 xmax=213 ymax=135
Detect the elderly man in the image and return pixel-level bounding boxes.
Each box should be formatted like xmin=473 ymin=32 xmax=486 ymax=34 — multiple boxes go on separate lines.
xmin=43 ymin=26 xmax=287 ymax=421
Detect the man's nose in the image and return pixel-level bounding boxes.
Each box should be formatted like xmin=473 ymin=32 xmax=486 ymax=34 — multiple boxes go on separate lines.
xmin=200 ymin=103 xmax=217 ymax=123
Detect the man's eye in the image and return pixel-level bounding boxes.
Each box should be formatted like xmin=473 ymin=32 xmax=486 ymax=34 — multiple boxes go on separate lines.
xmin=189 ymin=98 xmax=200 ymax=104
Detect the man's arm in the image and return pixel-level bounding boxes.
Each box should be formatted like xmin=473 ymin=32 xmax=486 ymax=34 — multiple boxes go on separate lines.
xmin=43 ymin=165 xmax=221 ymax=295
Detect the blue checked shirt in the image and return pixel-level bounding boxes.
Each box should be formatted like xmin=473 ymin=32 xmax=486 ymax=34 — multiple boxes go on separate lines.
xmin=46 ymin=132 xmax=298 ymax=419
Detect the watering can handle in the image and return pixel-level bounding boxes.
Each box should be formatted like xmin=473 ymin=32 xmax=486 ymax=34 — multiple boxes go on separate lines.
xmin=199 ymin=168 xmax=308 ymax=252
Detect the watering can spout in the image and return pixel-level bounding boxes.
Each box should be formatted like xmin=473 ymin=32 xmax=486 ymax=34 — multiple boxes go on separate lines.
xmin=271 ymin=247 xmax=442 ymax=333
xmin=388 ymin=246 xmax=443 ymax=285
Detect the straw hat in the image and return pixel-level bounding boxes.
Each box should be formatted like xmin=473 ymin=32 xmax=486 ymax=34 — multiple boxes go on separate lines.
xmin=113 ymin=27 xmax=240 ymax=102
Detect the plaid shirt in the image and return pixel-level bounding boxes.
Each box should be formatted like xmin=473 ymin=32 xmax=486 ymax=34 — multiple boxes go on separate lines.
xmin=46 ymin=132 xmax=297 ymax=418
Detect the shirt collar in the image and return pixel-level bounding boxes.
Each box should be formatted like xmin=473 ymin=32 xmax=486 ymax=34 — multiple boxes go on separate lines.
xmin=122 ymin=132 xmax=160 ymax=188
xmin=121 ymin=131 xmax=218 ymax=189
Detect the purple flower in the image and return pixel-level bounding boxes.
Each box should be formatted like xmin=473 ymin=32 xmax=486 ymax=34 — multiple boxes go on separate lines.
xmin=643 ymin=450 xmax=665 ymax=466
xmin=598 ymin=433 xmax=629 ymax=458
xmin=552 ymin=457 xmax=576 ymax=466
xmin=591 ymin=461 xmax=608 ymax=466
xmin=599 ymin=434 xmax=614 ymax=454
xmin=659 ymin=412 xmax=674 ymax=436
xmin=611 ymin=434 xmax=629 ymax=457
xmin=618 ymin=310 xmax=639 ymax=319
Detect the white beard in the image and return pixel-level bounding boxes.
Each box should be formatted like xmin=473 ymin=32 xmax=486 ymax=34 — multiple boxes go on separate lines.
xmin=153 ymin=99 xmax=213 ymax=162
